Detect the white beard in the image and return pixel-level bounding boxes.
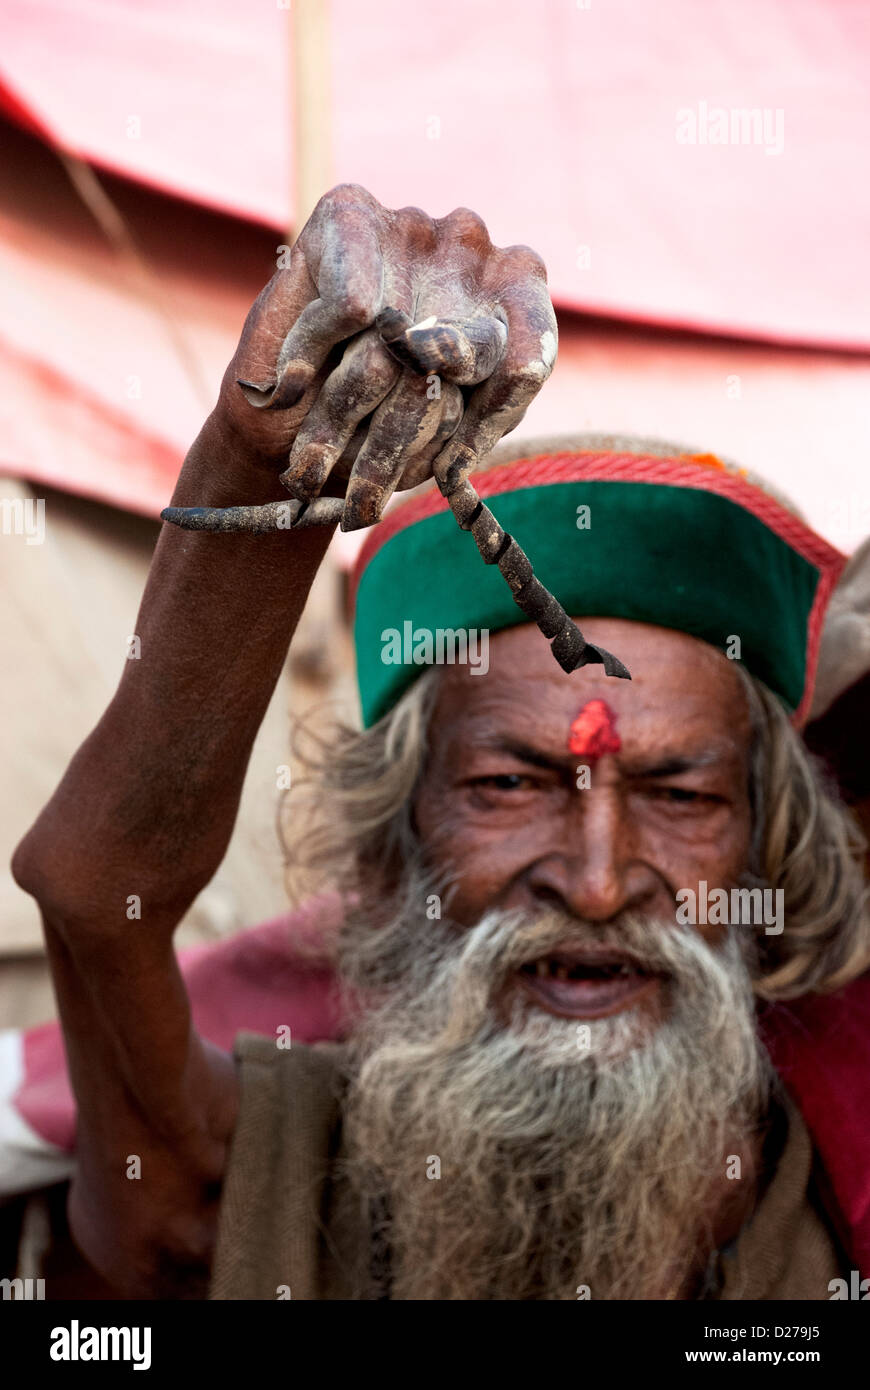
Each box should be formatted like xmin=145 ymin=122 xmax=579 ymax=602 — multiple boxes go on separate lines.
xmin=336 ymin=882 xmax=773 ymax=1300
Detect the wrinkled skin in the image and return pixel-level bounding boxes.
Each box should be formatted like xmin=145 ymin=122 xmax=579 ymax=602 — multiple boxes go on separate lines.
xmin=410 ymin=617 xmax=761 ymax=1263
xmin=219 ymin=183 xmax=557 ymax=529
xmin=416 ymin=619 xmax=753 ymax=1040
xmin=417 ymin=618 xmax=752 ymax=938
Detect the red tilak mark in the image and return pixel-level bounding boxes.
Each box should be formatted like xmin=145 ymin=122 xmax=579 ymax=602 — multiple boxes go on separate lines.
xmin=568 ymin=699 xmax=621 ymax=759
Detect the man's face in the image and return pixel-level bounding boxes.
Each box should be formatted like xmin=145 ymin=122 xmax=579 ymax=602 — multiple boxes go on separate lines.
xmin=344 ymin=620 xmax=769 ymax=1299
xmin=414 ymin=617 xmax=754 ymax=1027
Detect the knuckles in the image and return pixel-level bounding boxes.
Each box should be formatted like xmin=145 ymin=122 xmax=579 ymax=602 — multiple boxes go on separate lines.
xmin=314 ymin=181 xmax=383 ymax=216
xmin=500 ymin=242 xmax=549 ymax=280
xmin=328 ymin=288 xmax=381 ymax=336
xmin=498 ymin=355 xmax=556 ymax=402
xmin=438 ymin=206 xmax=492 ymax=249
xmin=396 ymin=204 xmax=438 ymax=250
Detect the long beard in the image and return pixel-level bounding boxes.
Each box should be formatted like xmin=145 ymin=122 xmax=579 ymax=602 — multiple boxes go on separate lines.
xmin=336 ymin=875 xmax=773 ymax=1301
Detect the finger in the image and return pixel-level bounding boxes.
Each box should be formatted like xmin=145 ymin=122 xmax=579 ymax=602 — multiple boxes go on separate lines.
xmin=431 ymin=276 xmax=558 ymax=494
xmin=321 ymin=396 xmax=459 ymax=488
xmin=329 ymin=425 xmax=366 ymax=480
xmin=341 ymin=369 xmax=448 ymax=530
xmin=279 ymin=329 xmax=401 ymax=500
xmin=396 ymin=381 xmax=464 ymax=490
xmin=256 ymin=187 xmax=386 ymax=410
xmin=390 ymin=314 xmax=508 ymax=385
xmin=233 ymin=249 xmax=317 ymax=401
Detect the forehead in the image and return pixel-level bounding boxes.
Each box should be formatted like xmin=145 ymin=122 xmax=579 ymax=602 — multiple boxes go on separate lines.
xmin=430 ymin=618 xmax=752 ymax=755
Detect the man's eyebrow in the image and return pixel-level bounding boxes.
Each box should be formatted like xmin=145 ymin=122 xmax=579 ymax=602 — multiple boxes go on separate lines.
xmin=461 ymin=730 xmax=735 ymax=777
xmin=623 ymin=750 xmax=732 ymax=777
xmin=469 ymin=734 xmax=568 ymax=773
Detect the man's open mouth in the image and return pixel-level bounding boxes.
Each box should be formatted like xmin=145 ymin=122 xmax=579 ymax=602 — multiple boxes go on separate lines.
xmin=517 ymin=947 xmax=665 ymax=1019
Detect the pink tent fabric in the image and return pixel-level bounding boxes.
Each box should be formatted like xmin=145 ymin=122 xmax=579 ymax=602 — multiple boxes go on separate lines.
xmin=2 ymin=109 xmax=870 ymax=553
xmin=2 ymin=3 xmax=870 ymax=528
xmin=2 ymin=0 xmax=870 ymax=346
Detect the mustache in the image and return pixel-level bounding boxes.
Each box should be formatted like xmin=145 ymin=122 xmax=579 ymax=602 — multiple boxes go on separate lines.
xmin=338 ymin=873 xmax=758 ymax=1014
xmin=445 ymin=907 xmax=732 ymax=995
xmin=405 ymin=907 xmax=755 ymax=1059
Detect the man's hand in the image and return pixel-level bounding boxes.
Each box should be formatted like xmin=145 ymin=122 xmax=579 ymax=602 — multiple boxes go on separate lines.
xmin=217 ymin=184 xmax=558 ymax=530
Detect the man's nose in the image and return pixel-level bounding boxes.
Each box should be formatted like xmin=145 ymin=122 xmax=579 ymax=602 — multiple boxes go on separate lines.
xmin=523 ymin=788 xmax=657 ymax=922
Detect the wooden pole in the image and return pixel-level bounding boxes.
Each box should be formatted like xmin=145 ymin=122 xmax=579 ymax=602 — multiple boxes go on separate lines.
xmin=287 ymin=0 xmax=342 ymax=687
xmin=291 ymin=0 xmax=333 ymax=235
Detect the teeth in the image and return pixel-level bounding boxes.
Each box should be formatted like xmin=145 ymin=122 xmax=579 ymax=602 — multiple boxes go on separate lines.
xmin=528 ymin=957 xmax=636 ymax=982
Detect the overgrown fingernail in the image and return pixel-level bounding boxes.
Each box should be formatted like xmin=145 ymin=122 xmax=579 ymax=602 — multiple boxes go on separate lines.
xmin=280 ymin=443 xmax=336 ymax=498
xmin=267 ymin=361 xmax=315 ymax=410
xmin=236 ymin=378 xmax=277 ymax=407
xmin=376 ymin=307 xmax=413 ymax=340
xmin=341 ymin=480 xmax=384 ymax=531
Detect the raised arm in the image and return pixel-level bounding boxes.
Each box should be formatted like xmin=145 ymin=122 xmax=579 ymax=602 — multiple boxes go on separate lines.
xmin=11 ymin=185 xmax=557 ymax=1296
xmin=11 ymin=421 xmax=336 ymax=1297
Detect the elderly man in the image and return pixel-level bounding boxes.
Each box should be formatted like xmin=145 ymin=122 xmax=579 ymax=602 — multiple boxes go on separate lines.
xmin=12 ymin=186 xmax=870 ymax=1302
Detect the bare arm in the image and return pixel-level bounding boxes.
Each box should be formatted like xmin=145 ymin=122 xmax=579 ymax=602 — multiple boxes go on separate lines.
xmin=14 ymin=418 xmax=335 ymax=1296
xmin=12 ymin=185 xmax=557 ymax=1296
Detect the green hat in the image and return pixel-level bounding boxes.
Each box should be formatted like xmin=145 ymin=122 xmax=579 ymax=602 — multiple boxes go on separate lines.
xmin=351 ymin=442 xmax=845 ymax=729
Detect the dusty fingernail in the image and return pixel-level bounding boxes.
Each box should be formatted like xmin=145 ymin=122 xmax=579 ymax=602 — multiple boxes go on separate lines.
xmin=341 ymin=480 xmax=385 ymax=531
xmin=280 ymin=443 xmax=336 ymax=498
xmin=236 ymin=377 xmax=277 ymax=407
xmin=375 ymin=307 xmax=413 ymax=341
xmin=267 ymin=361 xmax=316 ymax=410
xmin=406 ymin=324 xmax=470 ymax=377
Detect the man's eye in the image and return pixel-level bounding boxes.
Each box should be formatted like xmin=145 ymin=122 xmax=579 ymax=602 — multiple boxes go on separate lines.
xmin=647 ymin=786 xmax=719 ymax=805
xmin=472 ymin=774 xmax=533 ymax=792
